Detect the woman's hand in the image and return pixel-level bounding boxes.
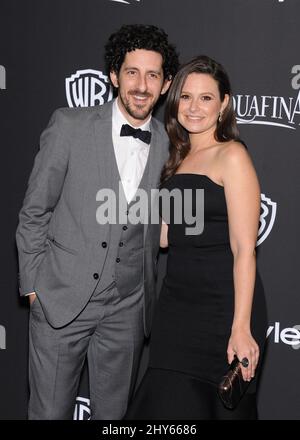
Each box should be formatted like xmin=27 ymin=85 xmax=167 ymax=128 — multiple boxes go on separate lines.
xmin=227 ymin=329 xmax=259 ymax=382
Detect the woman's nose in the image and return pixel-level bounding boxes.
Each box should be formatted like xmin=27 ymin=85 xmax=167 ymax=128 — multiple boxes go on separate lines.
xmin=188 ymin=98 xmax=199 ymax=112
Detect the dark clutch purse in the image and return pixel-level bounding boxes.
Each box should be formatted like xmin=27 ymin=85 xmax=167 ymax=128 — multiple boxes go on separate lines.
xmin=218 ymin=356 xmax=251 ymax=409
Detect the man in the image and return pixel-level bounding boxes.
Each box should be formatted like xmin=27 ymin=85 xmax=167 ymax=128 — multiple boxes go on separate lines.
xmin=16 ymin=24 xmax=178 ymax=420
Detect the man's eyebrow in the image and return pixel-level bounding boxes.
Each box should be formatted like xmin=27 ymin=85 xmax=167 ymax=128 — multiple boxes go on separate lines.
xmin=148 ymin=70 xmax=162 ymax=75
xmin=124 ymin=67 xmax=162 ymax=75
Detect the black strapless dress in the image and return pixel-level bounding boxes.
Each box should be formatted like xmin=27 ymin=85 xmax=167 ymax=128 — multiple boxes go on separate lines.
xmin=125 ymin=174 xmax=267 ymax=420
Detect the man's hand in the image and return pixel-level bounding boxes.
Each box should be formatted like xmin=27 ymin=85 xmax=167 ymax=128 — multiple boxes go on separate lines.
xmin=28 ymin=293 xmax=37 ymax=306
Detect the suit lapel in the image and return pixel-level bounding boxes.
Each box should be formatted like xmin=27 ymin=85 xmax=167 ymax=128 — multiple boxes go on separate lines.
xmin=92 ymin=101 xmax=116 ymax=238
xmin=93 ymin=101 xmax=114 ymax=191
xmin=143 ymin=119 xmax=166 ymax=244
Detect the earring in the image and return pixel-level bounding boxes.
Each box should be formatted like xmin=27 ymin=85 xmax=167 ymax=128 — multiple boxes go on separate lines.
xmin=218 ymin=112 xmax=222 ymax=123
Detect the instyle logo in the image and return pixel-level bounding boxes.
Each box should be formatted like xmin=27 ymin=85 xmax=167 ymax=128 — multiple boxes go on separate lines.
xmin=267 ymin=322 xmax=300 ymax=347
xmin=257 ymin=194 xmax=277 ymax=246
xmin=0 ymin=325 xmax=6 ymax=350
xmin=73 ymin=397 xmax=91 ymax=420
xmin=66 ymin=69 xmax=113 ymax=108
xmin=292 ymin=325 xmax=300 ymax=350
xmin=0 ymin=65 xmax=6 ymax=90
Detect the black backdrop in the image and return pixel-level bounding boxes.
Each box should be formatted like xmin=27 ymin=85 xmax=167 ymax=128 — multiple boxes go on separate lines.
xmin=1 ymin=0 xmax=300 ymax=420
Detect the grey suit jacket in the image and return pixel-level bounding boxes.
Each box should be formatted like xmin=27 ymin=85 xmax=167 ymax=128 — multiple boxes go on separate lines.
xmin=16 ymin=101 xmax=169 ymax=335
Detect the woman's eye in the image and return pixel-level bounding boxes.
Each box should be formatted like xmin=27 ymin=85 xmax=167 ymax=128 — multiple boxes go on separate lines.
xmin=180 ymin=94 xmax=189 ymax=100
xmin=202 ymin=95 xmax=212 ymax=101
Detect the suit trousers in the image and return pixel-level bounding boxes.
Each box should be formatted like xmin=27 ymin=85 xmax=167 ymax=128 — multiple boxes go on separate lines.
xmin=28 ymin=283 xmax=145 ymax=420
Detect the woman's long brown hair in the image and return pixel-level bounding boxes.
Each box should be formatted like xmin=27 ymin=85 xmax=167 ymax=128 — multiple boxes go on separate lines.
xmin=161 ymin=55 xmax=240 ymax=184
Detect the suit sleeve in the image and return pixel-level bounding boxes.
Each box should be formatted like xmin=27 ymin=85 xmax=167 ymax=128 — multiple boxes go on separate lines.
xmin=16 ymin=109 xmax=70 ymax=296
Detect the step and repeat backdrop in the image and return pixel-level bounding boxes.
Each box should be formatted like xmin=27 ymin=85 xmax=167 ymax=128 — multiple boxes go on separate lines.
xmin=1 ymin=0 xmax=300 ymax=420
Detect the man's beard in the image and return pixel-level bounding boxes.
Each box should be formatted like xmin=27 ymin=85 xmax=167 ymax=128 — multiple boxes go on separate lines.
xmin=119 ymin=90 xmax=156 ymax=121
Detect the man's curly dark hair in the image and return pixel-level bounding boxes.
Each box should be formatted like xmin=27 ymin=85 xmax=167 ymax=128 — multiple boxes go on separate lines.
xmin=105 ymin=24 xmax=179 ymax=80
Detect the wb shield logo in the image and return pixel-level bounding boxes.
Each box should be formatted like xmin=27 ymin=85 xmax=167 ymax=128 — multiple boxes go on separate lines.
xmin=257 ymin=194 xmax=277 ymax=246
xmin=66 ymin=69 xmax=113 ymax=108
xmin=73 ymin=397 xmax=91 ymax=420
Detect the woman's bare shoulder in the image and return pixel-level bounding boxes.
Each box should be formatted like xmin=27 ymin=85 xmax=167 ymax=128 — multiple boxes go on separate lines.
xmin=218 ymin=140 xmax=250 ymax=165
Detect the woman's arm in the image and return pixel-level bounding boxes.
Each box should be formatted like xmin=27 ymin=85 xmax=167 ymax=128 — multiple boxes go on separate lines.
xmin=221 ymin=142 xmax=261 ymax=381
xmin=160 ymin=219 xmax=169 ymax=248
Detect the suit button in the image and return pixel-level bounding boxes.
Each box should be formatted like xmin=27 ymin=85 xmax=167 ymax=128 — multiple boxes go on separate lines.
xmin=116 ymin=258 xmax=121 ymax=263
xmin=122 ymin=225 xmax=128 ymax=231
xmin=126 ymin=210 xmax=129 ymax=215
xmin=119 ymin=242 xmax=124 ymax=247
xmin=101 ymin=241 xmax=107 ymax=248
xmin=93 ymin=273 xmax=99 ymax=279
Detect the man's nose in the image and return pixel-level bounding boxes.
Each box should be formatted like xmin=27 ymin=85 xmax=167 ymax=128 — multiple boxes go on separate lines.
xmin=136 ymin=74 xmax=147 ymax=92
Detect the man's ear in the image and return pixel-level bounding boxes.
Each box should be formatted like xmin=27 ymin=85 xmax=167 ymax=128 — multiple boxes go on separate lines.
xmin=110 ymin=71 xmax=119 ymax=88
xmin=160 ymin=77 xmax=172 ymax=96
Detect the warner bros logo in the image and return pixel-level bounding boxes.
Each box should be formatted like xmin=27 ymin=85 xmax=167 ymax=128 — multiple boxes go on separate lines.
xmin=257 ymin=194 xmax=277 ymax=246
xmin=73 ymin=397 xmax=91 ymax=420
xmin=66 ymin=69 xmax=113 ymax=108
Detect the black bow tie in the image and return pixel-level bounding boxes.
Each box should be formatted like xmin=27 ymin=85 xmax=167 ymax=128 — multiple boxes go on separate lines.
xmin=120 ymin=124 xmax=151 ymax=145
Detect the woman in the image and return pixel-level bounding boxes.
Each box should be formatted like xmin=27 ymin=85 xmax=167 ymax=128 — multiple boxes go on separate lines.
xmin=125 ymin=55 xmax=267 ymax=420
